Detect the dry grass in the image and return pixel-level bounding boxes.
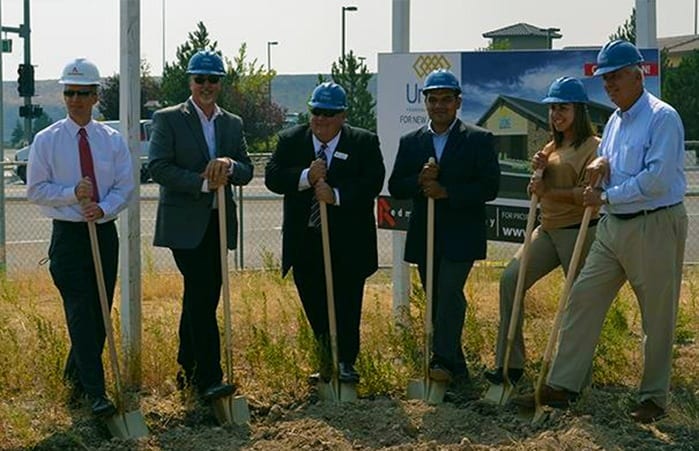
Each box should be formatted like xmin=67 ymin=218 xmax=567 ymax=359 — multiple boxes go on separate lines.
xmin=0 ymin=264 xmax=697 ymax=449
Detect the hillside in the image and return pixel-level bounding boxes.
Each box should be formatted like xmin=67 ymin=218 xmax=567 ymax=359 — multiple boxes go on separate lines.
xmin=1 ymin=74 xmax=378 ymax=141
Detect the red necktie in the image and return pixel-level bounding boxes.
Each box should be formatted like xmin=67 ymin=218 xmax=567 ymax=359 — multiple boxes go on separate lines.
xmin=78 ymin=128 xmax=99 ymax=202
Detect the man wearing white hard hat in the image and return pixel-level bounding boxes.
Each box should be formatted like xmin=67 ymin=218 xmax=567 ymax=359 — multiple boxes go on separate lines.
xmin=27 ymin=58 xmax=134 ymax=417
xmin=514 ymin=40 xmax=687 ymax=424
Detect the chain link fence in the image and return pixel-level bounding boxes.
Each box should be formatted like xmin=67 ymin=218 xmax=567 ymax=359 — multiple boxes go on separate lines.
xmin=3 ymin=148 xmax=698 ymax=275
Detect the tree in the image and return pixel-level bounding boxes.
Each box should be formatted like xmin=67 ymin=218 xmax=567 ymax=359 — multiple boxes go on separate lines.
xmin=160 ymin=21 xmax=221 ymax=106
xmin=32 ymin=111 xmax=54 ymax=140
xmin=11 ymin=120 xmax=24 ymax=147
xmin=662 ymin=50 xmax=699 ymax=140
xmin=330 ymin=51 xmax=376 ymax=132
xmin=98 ymin=60 xmax=161 ymax=120
xmin=610 ymin=7 xmax=636 ymax=43
xmin=220 ymin=43 xmax=286 ymax=152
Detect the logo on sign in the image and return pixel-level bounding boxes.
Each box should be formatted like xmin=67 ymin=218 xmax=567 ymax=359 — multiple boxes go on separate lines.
xmin=407 ymin=54 xmax=452 ymax=104
xmin=583 ymin=61 xmax=659 ymax=76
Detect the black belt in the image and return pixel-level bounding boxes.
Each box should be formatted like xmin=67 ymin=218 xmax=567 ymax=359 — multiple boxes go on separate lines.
xmin=52 ymin=219 xmax=116 ymax=228
xmin=610 ymin=202 xmax=681 ymax=220
xmin=562 ymin=218 xmax=600 ymax=229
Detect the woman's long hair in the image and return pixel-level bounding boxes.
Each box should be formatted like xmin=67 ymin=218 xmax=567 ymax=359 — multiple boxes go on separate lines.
xmin=551 ymin=103 xmax=596 ymax=149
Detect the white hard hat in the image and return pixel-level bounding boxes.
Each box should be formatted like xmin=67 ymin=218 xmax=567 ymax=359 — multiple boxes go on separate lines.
xmin=59 ymin=58 xmax=101 ymax=85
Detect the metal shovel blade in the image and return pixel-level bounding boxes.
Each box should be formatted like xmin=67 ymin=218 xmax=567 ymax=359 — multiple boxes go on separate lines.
xmin=104 ymin=410 xmax=149 ymax=439
xmin=317 ymin=380 xmax=357 ymax=403
xmin=213 ymin=395 xmax=251 ymax=425
xmin=406 ymin=378 xmax=446 ymax=404
xmin=483 ymin=382 xmax=514 ymax=405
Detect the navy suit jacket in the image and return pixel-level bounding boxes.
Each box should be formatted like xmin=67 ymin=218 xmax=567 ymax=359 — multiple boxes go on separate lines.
xmin=388 ymin=119 xmax=500 ymax=265
xmin=265 ymin=124 xmax=385 ymax=278
xmin=148 ymin=99 xmax=253 ymax=250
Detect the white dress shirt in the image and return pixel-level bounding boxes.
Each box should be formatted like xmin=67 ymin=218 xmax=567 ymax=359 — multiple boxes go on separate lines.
xmin=27 ymin=117 xmax=134 ymax=222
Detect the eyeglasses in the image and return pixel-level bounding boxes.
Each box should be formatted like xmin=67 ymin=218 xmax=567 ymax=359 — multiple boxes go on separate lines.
xmin=310 ymin=108 xmax=342 ymax=118
xmin=63 ymin=90 xmax=95 ymax=98
xmin=193 ymin=75 xmax=221 ymax=85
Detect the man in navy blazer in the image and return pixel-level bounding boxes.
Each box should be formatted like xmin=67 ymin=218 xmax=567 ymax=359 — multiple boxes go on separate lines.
xmin=265 ymin=82 xmax=385 ymax=383
xmin=149 ymin=50 xmax=253 ymax=401
xmin=389 ymin=69 xmax=500 ymax=387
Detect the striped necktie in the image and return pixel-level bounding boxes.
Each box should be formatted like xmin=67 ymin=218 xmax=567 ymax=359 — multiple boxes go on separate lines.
xmin=308 ymin=144 xmax=328 ymax=228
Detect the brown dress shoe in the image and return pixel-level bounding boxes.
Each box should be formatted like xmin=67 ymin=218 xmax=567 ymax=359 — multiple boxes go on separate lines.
xmin=630 ymin=399 xmax=666 ymax=423
xmin=511 ymin=384 xmax=578 ymax=409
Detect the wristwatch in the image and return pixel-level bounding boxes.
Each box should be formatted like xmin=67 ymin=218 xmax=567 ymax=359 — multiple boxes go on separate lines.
xmin=600 ymin=190 xmax=608 ymax=204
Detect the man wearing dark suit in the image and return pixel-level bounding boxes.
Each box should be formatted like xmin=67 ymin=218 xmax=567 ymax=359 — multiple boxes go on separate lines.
xmin=265 ymin=82 xmax=385 ymax=382
xmin=389 ymin=69 xmax=500 ymax=386
xmin=149 ymin=50 xmax=253 ymax=401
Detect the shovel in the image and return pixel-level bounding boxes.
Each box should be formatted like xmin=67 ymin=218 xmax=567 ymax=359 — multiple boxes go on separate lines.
xmin=86 ymin=218 xmax=148 ymax=438
xmin=212 ymin=185 xmax=251 ymax=425
xmin=531 ymin=193 xmax=596 ymax=424
xmin=316 ymin=184 xmax=357 ymax=403
xmin=484 ymin=169 xmax=542 ymax=405
xmin=407 ymin=157 xmax=446 ymax=404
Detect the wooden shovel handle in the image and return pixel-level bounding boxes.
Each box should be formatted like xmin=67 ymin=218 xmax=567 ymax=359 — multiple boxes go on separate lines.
xmin=217 ymin=185 xmax=233 ymax=384
xmin=319 ymin=190 xmax=340 ymax=396
xmin=424 ymin=157 xmax=436 ymax=388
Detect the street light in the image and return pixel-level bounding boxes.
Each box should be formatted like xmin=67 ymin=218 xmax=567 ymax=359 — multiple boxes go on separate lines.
xmin=341 ymin=5 xmax=358 ymax=59
xmin=266 ymin=41 xmax=278 ymax=105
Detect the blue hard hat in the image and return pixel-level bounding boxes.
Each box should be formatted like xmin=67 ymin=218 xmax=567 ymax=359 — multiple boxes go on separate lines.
xmin=593 ymin=40 xmax=643 ymax=76
xmin=186 ymin=50 xmax=226 ymax=75
xmin=541 ymin=77 xmax=589 ymax=104
xmin=308 ymin=82 xmax=347 ymax=110
xmin=422 ymin=69 xmax=461 ymax=94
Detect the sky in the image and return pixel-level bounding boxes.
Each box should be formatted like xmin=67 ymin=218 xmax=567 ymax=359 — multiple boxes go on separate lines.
xmin=0 ymin=0 xmax=696 ymax=81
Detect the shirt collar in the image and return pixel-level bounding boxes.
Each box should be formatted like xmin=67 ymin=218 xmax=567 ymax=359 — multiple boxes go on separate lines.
xmin=189 ymin=96 xmax=222 ymax=122
xmin=427 ymin=117 xmax=458 ymax=136
xmin=64 ymin=116 xmax=96 ymax=137
xmin=615 ymin=89 xmax=649 ymax=121
xmin=312 ymin=130 xmax=342 ymax=152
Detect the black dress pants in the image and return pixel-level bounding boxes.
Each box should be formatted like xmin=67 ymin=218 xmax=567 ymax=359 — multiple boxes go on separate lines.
xmin=292 ymin=227 xmax=366 ymax=369
xmin=171 ymin=211 xmax=224 ymax=391
xmin=49 ymin=220 xmax=118 ymax=398
xmin=418 ymin=255 xmax=474 ymax=376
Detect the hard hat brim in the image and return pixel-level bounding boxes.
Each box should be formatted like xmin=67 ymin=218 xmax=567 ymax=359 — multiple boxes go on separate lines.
xmin=58 ymin=79 xmax=100 ymax=86
xmin=187 ymin=69 xmax=226 ymax=76
xmin=422 ymin=86 xmax=462 ymax=93
xmin=307 ymin=101 xmax=347 ymax=110
xmin=593 ymin=62 xmax=639 ymax=77
xmin=541 ymin=96 xmax=588 ymax=104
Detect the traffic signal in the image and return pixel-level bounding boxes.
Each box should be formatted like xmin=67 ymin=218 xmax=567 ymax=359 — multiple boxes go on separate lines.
xmin=19 ymin=104 xmax=43 ymax=118
xmin=17 ymin=63 xmax=35 ymax=97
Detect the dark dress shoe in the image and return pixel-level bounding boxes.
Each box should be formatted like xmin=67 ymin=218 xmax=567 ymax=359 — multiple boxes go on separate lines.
xmin=511 ymin=384 xmax=578 ymax=409
xmin=484 ymin=367 xmax=523 ymax=385
xmin=200 ymin=382 xmax=235 ymax=401
xmin=90 ymin=395 xmax=117 ymax=418
xmin=338 ymin=363 xmax=360 ymax=383
xmin=630 ymin=399 xmax=666 ymax=423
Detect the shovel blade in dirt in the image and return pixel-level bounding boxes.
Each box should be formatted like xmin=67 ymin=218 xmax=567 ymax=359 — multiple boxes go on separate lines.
xmin=483 ymin=382 xmax=514 ymax=405
xmin=317 ymin=380 xmax=357 ymax=403
xmin=104 ymin=410 xmax=149 ymax=439
xmin=406 ymin=378 xmax=447 ymax=405
xmin=213 ymin=395 xmax=251 ymax=426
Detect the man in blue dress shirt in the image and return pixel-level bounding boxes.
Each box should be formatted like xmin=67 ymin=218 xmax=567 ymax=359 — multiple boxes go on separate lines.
xmin=514 ymin=41 xmax=687 ymax=424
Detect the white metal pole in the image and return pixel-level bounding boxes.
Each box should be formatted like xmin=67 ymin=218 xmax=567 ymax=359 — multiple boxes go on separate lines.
xmin=391 ymin=0 xmax=411 ymax=323
xmin=0 ymin=0 xmax=5 ymax=272
xmin=119 ymin=0 xmax=143 ymax=387
xmin=635 ymin=0 xmax=657 ymax=48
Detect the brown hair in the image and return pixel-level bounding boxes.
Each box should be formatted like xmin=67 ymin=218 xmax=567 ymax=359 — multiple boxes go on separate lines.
xmin=550 ymin=103 xmax=596 ymax=149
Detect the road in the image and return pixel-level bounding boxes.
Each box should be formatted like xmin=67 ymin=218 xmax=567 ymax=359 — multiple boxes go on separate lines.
xmin=2 ymin=176 xmax=698 ymax=273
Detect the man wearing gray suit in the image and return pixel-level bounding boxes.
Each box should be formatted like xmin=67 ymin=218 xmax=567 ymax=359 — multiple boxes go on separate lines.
xmin=149 ymin=50 xmax=253 ymax=401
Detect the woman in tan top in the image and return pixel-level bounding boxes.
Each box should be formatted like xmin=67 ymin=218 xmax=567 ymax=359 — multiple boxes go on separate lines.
xmin=486 ymin=77 xmax=601 ymax=385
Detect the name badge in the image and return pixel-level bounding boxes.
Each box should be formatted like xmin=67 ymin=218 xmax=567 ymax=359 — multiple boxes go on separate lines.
xmin=334 ymin=151 xmax=349 ymax=160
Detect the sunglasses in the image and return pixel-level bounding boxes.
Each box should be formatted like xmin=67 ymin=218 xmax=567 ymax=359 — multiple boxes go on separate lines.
xmin=310 ymin=108 xmax=342 ymax=118
xmin=63 ymin=90 xmax=95 ymax=98
xmin=193 ymin=75 xmax=221 ymax=85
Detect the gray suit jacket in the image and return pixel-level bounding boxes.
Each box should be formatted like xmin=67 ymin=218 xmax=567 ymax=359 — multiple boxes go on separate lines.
xmin=148 ymin=99 xmax=253 ymax=250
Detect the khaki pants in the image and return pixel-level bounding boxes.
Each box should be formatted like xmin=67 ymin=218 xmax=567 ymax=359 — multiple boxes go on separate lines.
xmin=495 ymin=224 xmax=597 ymax=369
xmin=548 ymin=204 xmax=687 ymax=408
